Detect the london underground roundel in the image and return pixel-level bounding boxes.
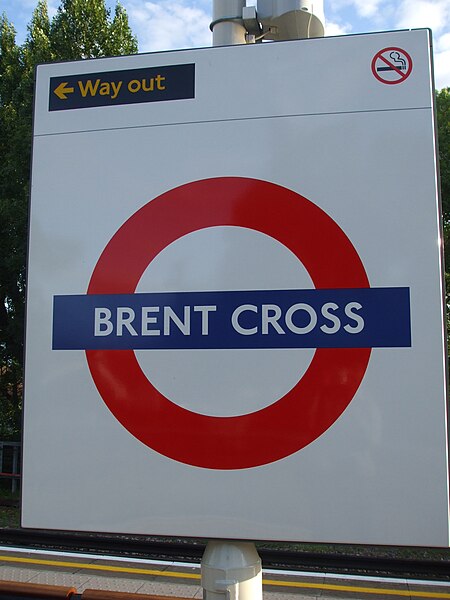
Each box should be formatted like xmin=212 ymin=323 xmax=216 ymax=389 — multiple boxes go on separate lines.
xmin=83 ymin=178 xmax=372 ymax=469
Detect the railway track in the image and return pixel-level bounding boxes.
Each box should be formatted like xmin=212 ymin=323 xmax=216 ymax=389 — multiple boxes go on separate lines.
xmin=0 ymin=528 xmax=449 ymax=581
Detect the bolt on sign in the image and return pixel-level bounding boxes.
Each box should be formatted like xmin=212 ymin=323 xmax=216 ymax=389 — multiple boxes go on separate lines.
xmin=23 ymin=29 xmax=449 ymax=547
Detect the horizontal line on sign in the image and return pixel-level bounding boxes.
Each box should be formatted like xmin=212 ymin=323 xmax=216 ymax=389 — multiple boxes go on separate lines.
xmin=0 ymin=554 xmax=449 ymax=598
xmin=35 ymin=106 xmax=432 ymax=138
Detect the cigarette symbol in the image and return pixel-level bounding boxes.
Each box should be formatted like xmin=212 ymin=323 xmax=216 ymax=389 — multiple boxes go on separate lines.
xmin=377 ymin=51 xmax=407 ymax=72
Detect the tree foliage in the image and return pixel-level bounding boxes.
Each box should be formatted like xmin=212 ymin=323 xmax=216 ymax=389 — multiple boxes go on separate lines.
xmin=437 ymin=88 xmax=450 ymax=223
xmin=437 ymin=88 xmax=450 ymax=269
xmin=0 ymin=1 xmax=137 ymax=439
xmin=51 ymin=0 xmax=137 ymax=60
xmin=436 ymin=88 xmax=450 ymax=355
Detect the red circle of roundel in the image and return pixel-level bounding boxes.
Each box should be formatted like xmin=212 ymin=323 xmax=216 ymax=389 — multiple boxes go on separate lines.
xmin=86 ymin=177 xmax=371 ymax=469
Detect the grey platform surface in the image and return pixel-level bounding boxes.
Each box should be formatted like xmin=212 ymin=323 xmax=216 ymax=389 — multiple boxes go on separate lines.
xmin=0 ymin=547 xmax=449 ymax=599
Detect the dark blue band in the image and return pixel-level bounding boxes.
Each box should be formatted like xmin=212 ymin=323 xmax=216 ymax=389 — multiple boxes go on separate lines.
xmin=53 ymin=287 xmax=411 ymax=350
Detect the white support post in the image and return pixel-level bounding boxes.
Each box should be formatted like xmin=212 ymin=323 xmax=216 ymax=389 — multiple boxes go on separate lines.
xmin=211 ymin=0 xmax=247 ymax=46
xmin=201 ymin=541 xmax=262 ymax=600
xmin=207 ymin=7 xmax=264 ymax=600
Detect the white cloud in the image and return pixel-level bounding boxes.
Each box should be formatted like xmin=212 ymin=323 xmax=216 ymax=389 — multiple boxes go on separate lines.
xmin=12 ymin=0 xmax=40 ymax=8
xmin=351 ymin=0 xmax=383 ymax=19
xmin=434 ymin=47 xmax=450 ymax=89
xmin=392 ymin=0 xmax=450 ymax=88
xmin=325 ymin=20 xmax=352 ymax=36
xmin=435 ymin=31 xmax=450 ymax=51
xmin=126 ymin=1 xmax=212 ymax=53
xmin=324 ymin=0 xmax=397 ymax=31
xmin=48 ymin=0 xmax=58 ymax=20
xmin=434 ymin=32 xmax=450 ymax=88
xmin=326 ymin=0 xmax=384 ymax=19
xmin=395 ymin=0 xmax=450 ymax=34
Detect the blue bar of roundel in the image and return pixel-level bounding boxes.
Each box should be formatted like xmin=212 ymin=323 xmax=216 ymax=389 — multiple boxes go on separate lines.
xmin=52 ymin=288 xmax=411 ymax=350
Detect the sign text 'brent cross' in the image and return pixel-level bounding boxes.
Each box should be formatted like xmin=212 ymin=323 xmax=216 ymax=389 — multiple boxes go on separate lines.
xmin=49 ymin=63 xmax=195 ymax=111
xmin=53 ymin=287 xmax=410 ymax=350
xmin=51 ymin=178 xmax=412 ymax=470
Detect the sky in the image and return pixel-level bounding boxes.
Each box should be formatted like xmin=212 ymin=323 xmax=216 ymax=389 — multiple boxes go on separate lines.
xmin=2 ymin=0 xmax=450 ymax=90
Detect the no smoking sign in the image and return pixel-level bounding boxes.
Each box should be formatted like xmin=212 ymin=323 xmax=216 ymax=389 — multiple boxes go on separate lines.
xmin=53 ymin=177 xmax=411 ymax=469
xmin=371 ymin=47 xmax=413 ymax=84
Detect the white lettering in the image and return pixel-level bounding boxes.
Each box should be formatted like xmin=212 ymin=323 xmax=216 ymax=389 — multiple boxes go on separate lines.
xmin=262 ymin=304 xmax=285 ymax=335
xmin=92 ymin=299 xmax=365 ymax=340
xmin=94 ymin=307 xmax=113 ymax=336
xmin=193 ymin=305 xmax=217 ymax=335
xmin=164 ymin=306 xmax=190 ymax=336
xmin=141 ymin=307 xmax=160 ymax=336
xmin=232 ymin=304 xmax=258 ymax=335
xmin=285 ymin=303 xmax=317 ymax=334
xmin=117 ymin=307 xmax=138 ymax=336
xmin=344 ymin=302 xmax=364 ymax=333
xmin=320 ymin=302 xmax=341 ymax=334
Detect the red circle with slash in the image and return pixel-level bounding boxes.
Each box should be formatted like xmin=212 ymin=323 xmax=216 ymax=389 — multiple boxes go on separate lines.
xmin=371 ymin=47 xmax=413 ymax=84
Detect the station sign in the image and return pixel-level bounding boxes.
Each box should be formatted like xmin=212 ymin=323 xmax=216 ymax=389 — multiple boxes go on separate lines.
xmin=23 ymin=29 xmax=449 ymax=546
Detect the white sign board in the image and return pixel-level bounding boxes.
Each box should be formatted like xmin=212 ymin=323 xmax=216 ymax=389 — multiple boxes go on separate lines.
xmin=23 ymin=29 xmax=449 ymax=546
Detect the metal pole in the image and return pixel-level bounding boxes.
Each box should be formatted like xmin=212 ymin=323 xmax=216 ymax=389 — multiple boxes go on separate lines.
xmin=211 ymin=0 xmax=247 ymax=46
xmin=201 ymin=540 xmax=262 ymax=600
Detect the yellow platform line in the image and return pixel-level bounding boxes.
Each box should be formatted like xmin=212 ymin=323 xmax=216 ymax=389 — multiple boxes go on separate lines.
xmin=0 ymin=555 xmax=199 ymax=580
xmin=264 ymin=578 xmax=450 ymax=598
xmin=0 ymin=555 xmax=449 ymax=599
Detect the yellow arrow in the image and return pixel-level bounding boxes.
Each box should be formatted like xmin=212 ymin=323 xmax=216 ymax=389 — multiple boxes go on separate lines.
xmin=54 ymin=81 xmax=74 ymax=100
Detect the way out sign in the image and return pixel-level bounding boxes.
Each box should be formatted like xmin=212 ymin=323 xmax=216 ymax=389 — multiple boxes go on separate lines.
xmin=23 ymin=29 xmax=449 ymax=546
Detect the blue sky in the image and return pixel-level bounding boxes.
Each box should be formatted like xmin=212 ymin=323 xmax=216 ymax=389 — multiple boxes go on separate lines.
xmin=2 ymin=0 xmax=450 ymax=89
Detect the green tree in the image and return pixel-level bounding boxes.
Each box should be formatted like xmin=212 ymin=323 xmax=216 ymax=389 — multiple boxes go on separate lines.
xmin=437 ymin=88 xmax=450 ymax=222
xmin=0 ymin=15 xmax=27 ymax=438
xmin=0 ymin=0 xmax=137 ymax=439
xmin=437 ymin=88 xmax=450 ymax=354
xmin=25 ymin=1 xmax=53 ymax=65
xmin=50 ymin=0 xmax=137 ymax=60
